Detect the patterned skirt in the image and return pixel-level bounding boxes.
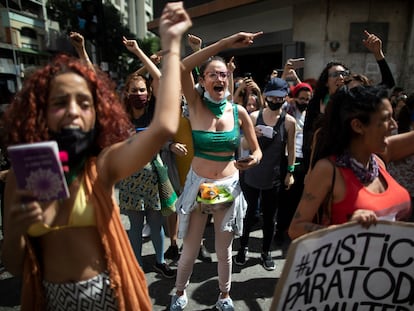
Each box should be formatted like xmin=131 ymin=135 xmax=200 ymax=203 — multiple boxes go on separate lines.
xmin=42 ymin=271 xmax=118 ymax=311
xmin=118 ymin=161 xmax=161 ymax=211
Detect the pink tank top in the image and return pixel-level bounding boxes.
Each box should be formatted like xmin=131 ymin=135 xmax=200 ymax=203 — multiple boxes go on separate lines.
xmin=331 ymin=163 xmax=411 ymax=224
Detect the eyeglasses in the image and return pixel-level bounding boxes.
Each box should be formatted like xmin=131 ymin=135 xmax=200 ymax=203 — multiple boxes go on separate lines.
xmin=328 ymin=70 xmax=350 ymax=78
xmin=205 ymin=71 xmax=230 ymax=80
xmin=266 ymin=96 xmax=285 ymax=103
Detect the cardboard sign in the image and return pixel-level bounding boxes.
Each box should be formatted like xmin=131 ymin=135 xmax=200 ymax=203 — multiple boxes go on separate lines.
xmin=270 ymin=221 xmax=414 ymax=311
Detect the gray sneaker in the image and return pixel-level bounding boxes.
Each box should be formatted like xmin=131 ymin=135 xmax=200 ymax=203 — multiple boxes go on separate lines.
xmin=215 ymin=297 xmax=234 ymax=311
xmin=261 ymin=252 xmax=276 ymax=271
xmin=170 ymin=292 xmax=188 ymax=311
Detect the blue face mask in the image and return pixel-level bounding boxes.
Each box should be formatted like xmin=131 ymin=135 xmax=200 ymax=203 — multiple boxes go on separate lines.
xmin=203 ymin=90 xmax=230 ymax=104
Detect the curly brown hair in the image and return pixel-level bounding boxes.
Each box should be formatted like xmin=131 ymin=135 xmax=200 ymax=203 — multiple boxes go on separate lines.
xmin=3 ymin=54 xmax=132 ymax=152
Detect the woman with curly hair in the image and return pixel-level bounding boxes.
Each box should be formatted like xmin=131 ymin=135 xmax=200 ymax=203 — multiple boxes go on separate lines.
xmin=0 ymin=2 xmax=191 ymax=310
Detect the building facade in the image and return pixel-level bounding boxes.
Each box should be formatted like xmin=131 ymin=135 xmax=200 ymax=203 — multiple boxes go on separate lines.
xmin=0 ymin=0 xmax=60 ymax=101
xmin=0 ymin=0 xmax=154 ymax=101
xmin=111 ymin=0 xmax=153 ymax=39
xmin=149 ymin=0 xmax=414 ymax=92
xmin=1 ymin=0 xmax=413 ymax=99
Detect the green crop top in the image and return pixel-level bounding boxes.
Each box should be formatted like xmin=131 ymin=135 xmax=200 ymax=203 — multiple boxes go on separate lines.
xmin=192 ymin=103 xmax=240 ymax=161
xmin=27 ymin=179 xmax=96 ymax=237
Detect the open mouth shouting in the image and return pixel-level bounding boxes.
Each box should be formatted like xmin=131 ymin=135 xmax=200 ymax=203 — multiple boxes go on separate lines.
xmin=213 ymin=85 xmax=225 ymax=95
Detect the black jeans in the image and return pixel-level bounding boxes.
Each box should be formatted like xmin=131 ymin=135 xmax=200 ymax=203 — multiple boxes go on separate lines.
xmin=277 ymin=157 xmax=306 ymax=232
xmin=239 ymin=180 xmax=280 ymax=253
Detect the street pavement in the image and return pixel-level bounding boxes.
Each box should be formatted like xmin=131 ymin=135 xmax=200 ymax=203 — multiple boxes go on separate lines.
xmin=143 ymin=221 xmax=290 ymax=311
xmin=0 ymin=212 xmax=291 ymax=311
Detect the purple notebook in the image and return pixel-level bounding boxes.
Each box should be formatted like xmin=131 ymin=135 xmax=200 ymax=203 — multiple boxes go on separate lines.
xmin=7 ymin=141 xmax=70 ymax=201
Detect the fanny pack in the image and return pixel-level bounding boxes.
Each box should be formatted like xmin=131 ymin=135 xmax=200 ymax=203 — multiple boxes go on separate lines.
xmin=196 ymin=183 xmax=234 ymax=214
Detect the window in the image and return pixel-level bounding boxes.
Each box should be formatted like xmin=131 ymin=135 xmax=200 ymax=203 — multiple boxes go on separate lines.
xmin=21 ymin=27 xmax=37 ymax=39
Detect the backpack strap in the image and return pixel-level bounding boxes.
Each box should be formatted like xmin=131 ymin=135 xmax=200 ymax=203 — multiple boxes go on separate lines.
xmin=276 ymin=110 xmax=286 ymax=143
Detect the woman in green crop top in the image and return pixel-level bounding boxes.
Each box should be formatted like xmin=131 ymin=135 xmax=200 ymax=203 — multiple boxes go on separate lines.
xmin=169 ymin=32 xmax=263 ymax=311
xmin=1 ymin=4 xmax=191 ymax=310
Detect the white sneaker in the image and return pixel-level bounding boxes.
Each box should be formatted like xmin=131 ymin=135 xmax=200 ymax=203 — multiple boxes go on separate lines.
xmin=142 ymin=223 xmax=151 ymax=238
xmin=170 ymin=292 xmax=188 ymax=311
xmin=216 ymin=297 xmax=234 ymax=311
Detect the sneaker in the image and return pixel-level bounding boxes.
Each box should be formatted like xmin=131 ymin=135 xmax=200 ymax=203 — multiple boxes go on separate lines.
xmin=233 ymin=247 xmax=248 ymax=266
xmin=261 ymin=252 xmax=276 ymax=271
xmin=142 ymin=223 xmax=151 ymax=238
xmin=153 ymin=262 xmax=176 ymax=279
xmin=215 ymin=297 xmax=234 ymax=311
xmin=0 ymin=262 xmax=6 ymax=276
xmin=198 ymin=244 xmax=212 ymax=263
xmin=170 ymin=292 xmax=188 ymax=311
xmin=165 ymin=245 xmax=180 ymax=261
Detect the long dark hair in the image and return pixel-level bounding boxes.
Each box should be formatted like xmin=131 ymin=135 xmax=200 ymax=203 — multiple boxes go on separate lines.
xmin=302 ymin=61 xmax=349 ymax=170
xmin=312 ymin=85 xmax=389 ymax=167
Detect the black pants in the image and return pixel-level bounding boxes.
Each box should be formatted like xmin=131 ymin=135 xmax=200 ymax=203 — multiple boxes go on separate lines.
xmin=277 ymin=157 xmax=306 ymax=233
xmin=0 ymin=181 xmax=4 ymax=236
xmin=239 ymin=180 xmax=280 ymax=253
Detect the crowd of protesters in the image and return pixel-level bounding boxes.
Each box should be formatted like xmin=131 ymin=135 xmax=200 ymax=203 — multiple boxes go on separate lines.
xmin=0 ymin=2 xmax=413 ymax=310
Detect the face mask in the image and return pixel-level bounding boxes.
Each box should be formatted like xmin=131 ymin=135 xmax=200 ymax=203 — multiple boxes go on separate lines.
xmin=127 ymin=94 xmax=148 ymax=109
xmin=204 ymin=90 xmax=230 ymax=104
xmin=296 ymin=103 xmax=308 ymax=112
xmin=203 ymin=91 xmax=229 ymax=118
xmin=49 ymin=128 xmax=96 ymax=168
xmin=267 ymin=101 xmax=283 ymax=111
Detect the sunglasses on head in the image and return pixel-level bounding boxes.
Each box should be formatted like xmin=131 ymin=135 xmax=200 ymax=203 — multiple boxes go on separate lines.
xmin=266 ymin=96 xmax=285 ymax=103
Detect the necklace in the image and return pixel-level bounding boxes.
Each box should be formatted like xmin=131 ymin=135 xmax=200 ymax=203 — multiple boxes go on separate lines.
xmin=336 ymin=152 xmax=379 ymax=184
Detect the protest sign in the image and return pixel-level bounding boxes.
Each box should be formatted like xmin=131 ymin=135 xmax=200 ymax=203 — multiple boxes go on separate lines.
xmin=270 ymin=221 xmax=414 ymax=311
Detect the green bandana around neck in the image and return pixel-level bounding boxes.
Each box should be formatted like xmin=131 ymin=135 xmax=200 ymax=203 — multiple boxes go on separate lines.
xmin=323 ymin=93 xmax=330 ymax=106
xmin=203 ymin=97 xmax=227 ymax=118
xmin=65 ymin=157 xmax=86 ymax=185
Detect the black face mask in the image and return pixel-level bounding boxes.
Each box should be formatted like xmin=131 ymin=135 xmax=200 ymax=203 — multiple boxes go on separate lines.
xmin=267 ymin=101 xmax=283 ymax=111
xmin=127 ymin=94 xmax=148 ymax=110
xmin=49 ymin=128 xmax=96 ymax=168
xmin=296 ymin=103 xmax=308 ymax=112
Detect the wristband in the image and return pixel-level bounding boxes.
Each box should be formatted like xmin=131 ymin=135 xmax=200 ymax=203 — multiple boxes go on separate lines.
xmin=287 ymin=165 xmax=295 ymax=173
xmin=194 ymin=66 xmax=200 ymax=77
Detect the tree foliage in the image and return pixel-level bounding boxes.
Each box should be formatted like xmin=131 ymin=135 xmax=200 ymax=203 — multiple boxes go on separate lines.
xmin=46 ymin=0 xmax=160 ymax=71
